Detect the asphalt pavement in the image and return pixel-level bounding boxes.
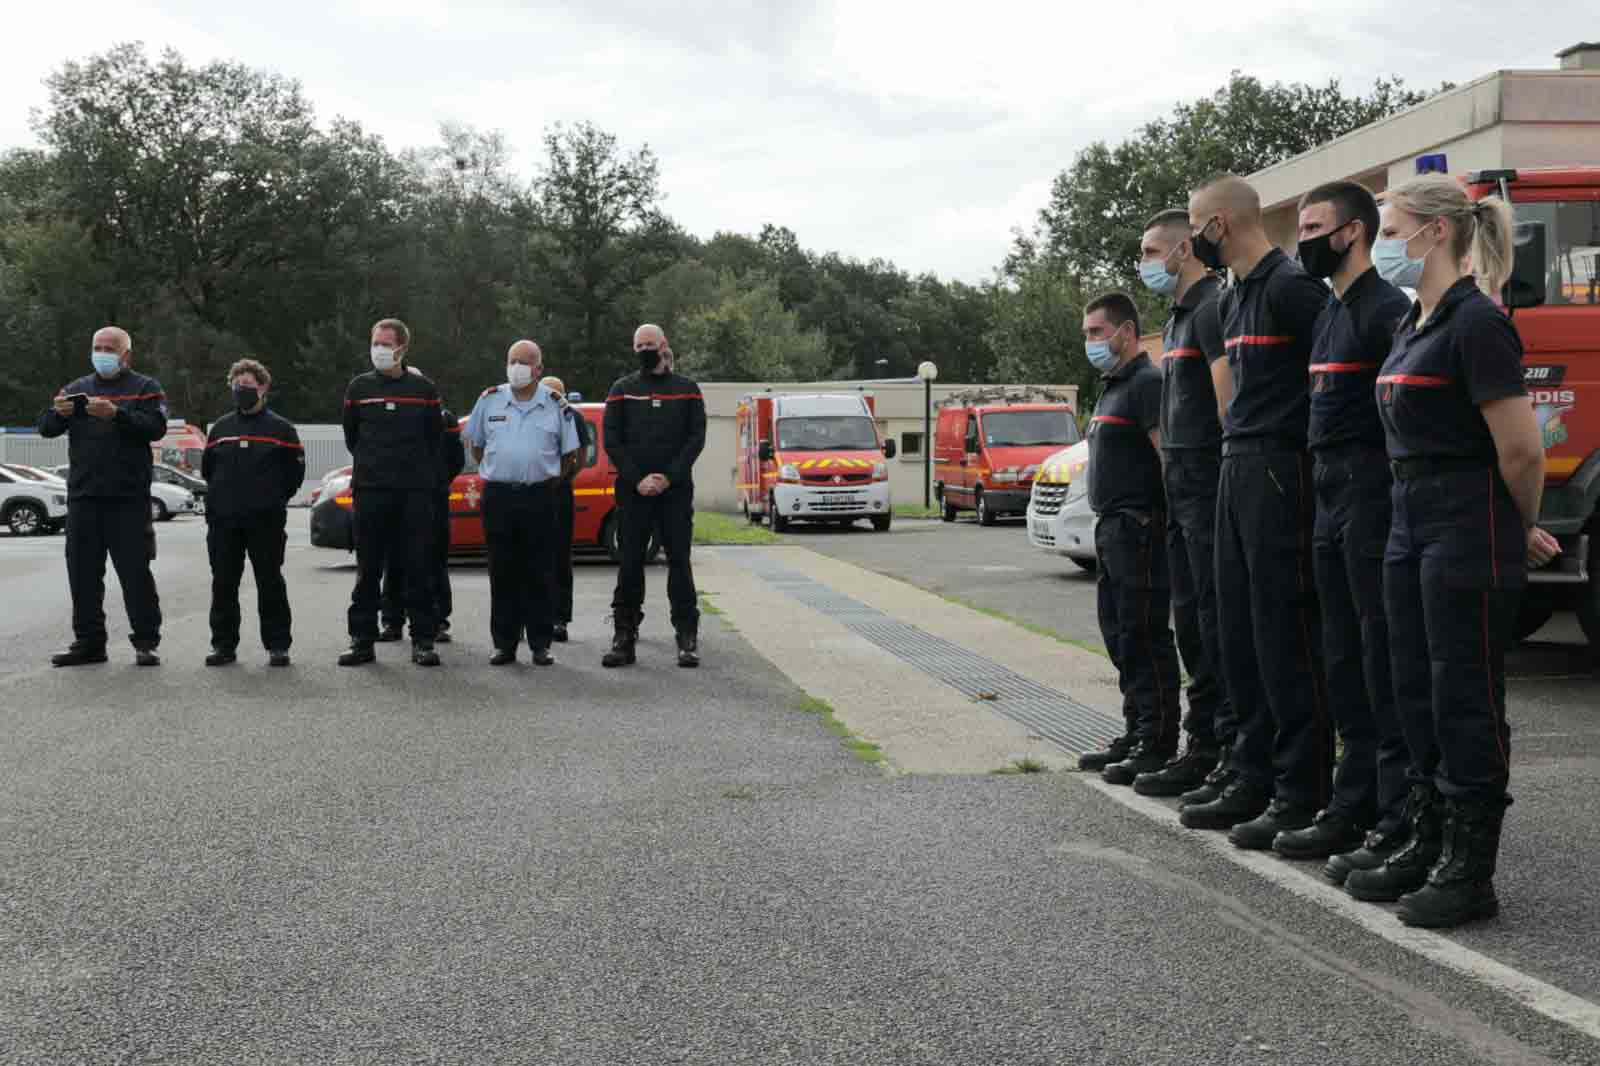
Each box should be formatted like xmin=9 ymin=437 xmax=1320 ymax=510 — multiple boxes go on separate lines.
xmin=3 ymin=512 xmax=1598 ymax=1064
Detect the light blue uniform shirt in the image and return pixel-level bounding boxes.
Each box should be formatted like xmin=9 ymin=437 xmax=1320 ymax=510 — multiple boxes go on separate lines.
xmin=463 ymin=383 xmax=581 ymax=484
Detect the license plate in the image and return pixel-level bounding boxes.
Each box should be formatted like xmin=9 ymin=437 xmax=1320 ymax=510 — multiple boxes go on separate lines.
xmin=1031 ymin=520 xmax=1049 ymax=538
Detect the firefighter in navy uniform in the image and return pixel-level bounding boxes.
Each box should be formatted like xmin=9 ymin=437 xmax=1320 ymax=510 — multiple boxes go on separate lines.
xmin=378 ymin=384 xmax=464 ymax=643
xmin=1080 ymin=293 xmax=1183 ymax=784
xmin=602 ymin=324 xmax=707 ymax=669
xmin=1111 ymin=209 xmax=1235 ymax=799
xmin=1343 ymin=176 xmax=1554 ymax=929
xmin=542 ymin=375 xmax=594 ymax=643
xmin=1179 ymin=175 xmax=1334 ymax=848
xmin=338 ymin=318 xmax=445 ymax=668
xmin=200 ymin=358 xmax=304 ymax=667
xmin=1273 ymin=182 xmax=1414 ymax=865
xmin=39 ymin=325 xmax=166 ymax=667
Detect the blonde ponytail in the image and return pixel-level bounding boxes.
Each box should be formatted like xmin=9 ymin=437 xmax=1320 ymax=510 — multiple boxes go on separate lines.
xmin=1383 ymin=175 xmax=1514 ymax=295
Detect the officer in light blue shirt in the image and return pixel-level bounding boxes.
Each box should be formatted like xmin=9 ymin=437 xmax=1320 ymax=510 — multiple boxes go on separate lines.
xmin=462 ymin=339 xmax=582 ymax=665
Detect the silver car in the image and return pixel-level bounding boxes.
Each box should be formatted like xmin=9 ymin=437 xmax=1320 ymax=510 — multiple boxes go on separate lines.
xmin=1025 ymin=441 xmax=1096 ymax=572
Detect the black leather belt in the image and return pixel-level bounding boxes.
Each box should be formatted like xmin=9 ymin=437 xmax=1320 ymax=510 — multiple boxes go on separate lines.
xmin=1389 ymin=456 xmax=1492 ymax=481
xmin=484 ymin=478 xmax=558 ymax=492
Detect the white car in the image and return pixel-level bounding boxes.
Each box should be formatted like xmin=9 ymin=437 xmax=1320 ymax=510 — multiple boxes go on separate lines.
xmin=47 ymin=465 xmax=198 ymax=522
xmin=1 ymin=464 xmax=69 ymax=535
xmin=1025 ymin=441 xmax=1097 ymax=572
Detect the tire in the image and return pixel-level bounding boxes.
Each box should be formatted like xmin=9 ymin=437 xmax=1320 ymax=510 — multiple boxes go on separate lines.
xmin=1512 ymin=600 xmax=1554 ymax=644
xmin=150 ymin=498 xmax=168 ymax=522
xmin=1071 ymin=556 xmax=1098 ymax=574
xmin=976 ymin=488 xmax=996 ymax=527
xmin=4 ymin=501 xmax=47 ymax=536
xmin=767 ymin=494 xmax=789 ymax=533
xmin=942 ymin=498 xmax=957 ymax=522
xmin=871 ymin=514 xmax=892 ymax=532
xmin=745 ymin=502 xmax=762 ymax=526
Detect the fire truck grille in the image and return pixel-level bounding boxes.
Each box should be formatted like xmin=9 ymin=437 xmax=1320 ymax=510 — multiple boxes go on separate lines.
xmin=802 ymin=472 xmax=871 ymax=485
xmin=1031 ymin=484 xmax=1068 ymax=517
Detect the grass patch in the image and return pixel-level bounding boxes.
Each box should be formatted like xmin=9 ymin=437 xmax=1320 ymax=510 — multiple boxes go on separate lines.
xmin=693 ymin=511 xmax=780 ymax=546
xmin=697 ymin=592 xmax=725 ymax=616
xmin=797 ymin=694 xmax=886 ymax=766
xmin=938 ymin=592 xmax=1109 ymax=660
xmin=892 ymin=503 xmax=943 ymax=518
xmin=992 ymin=756 xmax=1049 ymax=775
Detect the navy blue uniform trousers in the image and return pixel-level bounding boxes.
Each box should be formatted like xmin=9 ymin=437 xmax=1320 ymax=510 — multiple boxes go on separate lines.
xmin=66 ymin=497 xmax=162 ymax=651
xmin=1095 ymin=510 xmax=1182 ymax=749
xmin=208 ymin=511 xmax=291 ymax=652
xmin=1214 ymin=447 xmax=1333 ymax=809
xmin=1163 ymin=449 xmax=1231 ymax=748
xmin=1385 ymin=468 xmax=1519 ymax=801
xmin=1313 ymin=446 xmax=1408 ymax=832
xmin=349 ymin=488 xmax=437 ymax=643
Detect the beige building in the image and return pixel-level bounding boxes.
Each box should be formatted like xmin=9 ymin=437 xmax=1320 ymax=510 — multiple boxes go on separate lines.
xmin=690 ymin=380 xmax=1079 ymax=513
xmin=1251 ymin=41 xmax=1600 ymax=250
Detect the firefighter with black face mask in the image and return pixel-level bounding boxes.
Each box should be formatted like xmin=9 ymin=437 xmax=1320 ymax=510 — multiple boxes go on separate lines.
xmin=601 ymin=324 xmax=706 ymax=669
xmin=200 ymin=358 xmax=304 ymax=667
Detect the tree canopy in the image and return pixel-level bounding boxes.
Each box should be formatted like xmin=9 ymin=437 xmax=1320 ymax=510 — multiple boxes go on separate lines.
xmin=0 ymin=45 xmax=1439 ymax=424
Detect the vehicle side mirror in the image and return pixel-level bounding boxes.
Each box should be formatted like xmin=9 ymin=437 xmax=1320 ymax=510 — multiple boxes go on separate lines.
xmin=883 ymin=439 xmax=897 ymax=459
xmin=759 ymin=440 xmax=774 ymax=462
xmin=1503 ymin=219 xmax=1547 ymax=311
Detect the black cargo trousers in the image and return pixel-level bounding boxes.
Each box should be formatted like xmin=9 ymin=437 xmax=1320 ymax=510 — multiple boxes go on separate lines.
xmin=380 ymin=488 xmax=452 ymax=633
xmin=66 ymin=496 xmax=162 ymax=652
xmin=349 ymin=488 xmax=437 ymax=643
xmin=1214 ymin=444 xmax=1333 ymax=811
xmin=1163 ymin=448 xmax=1231 ymax=749
xmin=610 ymin=483 xmax=698 ymax=633
xmin=1094 ymin=509 xmax=1182 ymax=751
xmin=207 ymin=509 xmax=291 ymax=652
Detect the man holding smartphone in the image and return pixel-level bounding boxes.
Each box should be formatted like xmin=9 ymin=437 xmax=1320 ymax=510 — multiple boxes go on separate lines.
xmin=39 ymin=325 xmax=167 ymax=667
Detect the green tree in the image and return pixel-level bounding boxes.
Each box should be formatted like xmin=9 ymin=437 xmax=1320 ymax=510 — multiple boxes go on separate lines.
xmin=673 ymin=272 xmax=829 ymax=382
xmin=1014 ymin=72 xmax=1443 ymax=289
xmin=985 ymin=266 xmax=1096 ymax=405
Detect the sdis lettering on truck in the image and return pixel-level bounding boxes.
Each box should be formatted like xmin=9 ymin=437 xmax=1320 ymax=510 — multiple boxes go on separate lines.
xmin=735 ymin=392 xmax=896 ymax=532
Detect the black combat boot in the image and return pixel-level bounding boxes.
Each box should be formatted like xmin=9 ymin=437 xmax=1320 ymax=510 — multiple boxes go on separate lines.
xmin=1345 ymin=783 xmax=1443 ymax=902
xmin=1273 ymin=809 xmax=1367 ymax=860
xmin=1180 ymin=748 xmax=1235 ymax=807
xmin=1102 ymin=742 xmax=1173 ymax=786
xmin=134 ymin=647 xmax=161 ymax=667
xmin=338 ymin=642 xmax=376 ymax=667
xmin=676 ymin=629 xmax=700 ymax=668
xmin=412 ymin=641 xmax=440 ymax=667
xmin=1229 ymin=799 xmax=1317 ymax=850
xmin=1180 ymin=778 xmax=1271 ymax=831
xmin=1078 ymin=732 xmax=1135 ymax=772
xmin=205 ymin=647 xmax=237 ymax=667
xmin=1397 ymin=795 xmax=1511 ymax=928
xmin=434 ymin=621 xmax=452 ymax=644
xmin=1134 ymin=737 xmax=1218 ymax=797
xmin=376 ymin=623 xmax=404 ymax=643
xmin=602 ymin=613 xmax=638 ymax=668
xmin=51 ymin=644 xmax=108 ymax=667
xmin=1324 ymin=826 xmax=1408 ymax=885
xmin=552 ymin=624 xmax=570 ymax=643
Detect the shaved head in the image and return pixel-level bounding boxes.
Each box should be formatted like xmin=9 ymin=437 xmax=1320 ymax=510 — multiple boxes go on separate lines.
xmin=92 ymin=326 xmax=131 ymax=355
xmin=540 ymin=375 xmax=565 ymax=396
xmin=633 ymin=323 xmax=667 ymax=350
xmin=1190 ymin=174 xmax=1261 ymax=228
xmin=507 ymin=339 xmax=543 ymax=365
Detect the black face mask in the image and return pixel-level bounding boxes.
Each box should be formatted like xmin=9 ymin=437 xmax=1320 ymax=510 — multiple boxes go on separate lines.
xmin=1190 ymin=219 xmax=1225 ymax=271
xmin=233 ymin=385 xmax=260 ymax=412
xmin=1297 ymin=223 xmax=1353 ymax=281
xmin=637 ymin=348 xmax=663 ymax=374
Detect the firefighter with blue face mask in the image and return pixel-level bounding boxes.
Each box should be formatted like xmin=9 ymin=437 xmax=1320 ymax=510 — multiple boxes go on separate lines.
xmin=1342 ymin=175 xmax=1556 ymax=929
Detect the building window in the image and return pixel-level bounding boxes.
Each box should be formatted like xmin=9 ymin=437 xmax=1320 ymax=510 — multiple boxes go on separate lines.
xmin=900 ymin=431 xmax=923 ymax=457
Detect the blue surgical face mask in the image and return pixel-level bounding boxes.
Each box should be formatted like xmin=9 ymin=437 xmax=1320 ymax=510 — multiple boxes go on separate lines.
xmin=1139 ymin=254 xmax=1179 ymax=297
xmin=91 ymin=351 xmax=122 ymax=377
xmin=1085 ymin=339 xmax=1120 ymax=373
xmin=1373 ymin=225 xmax=1436 ymax=290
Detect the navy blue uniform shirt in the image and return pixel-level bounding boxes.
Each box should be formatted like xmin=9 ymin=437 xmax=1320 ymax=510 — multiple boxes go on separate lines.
xmin=1218 ymin=248 xmax=1329 ymax=448
xmin=1378 ymin=278 xmax=1526 ymax=462
xmin=1308 ymin=267 xmax=1413 ymax=452
xmin=1089 ymin=352 xmax=1165 ymax=516
xmin=202 ymin=407 xmax=304 ymax=520
xmin=1160 ymin=274 xmax=1226 ymax=452
xmin=602 ymin=370 xmax=707 ymax=489
xmin=37 ymin=369 xmax=167 ymax=499
xmin=341 ymin=368 xmax=444 ymax=491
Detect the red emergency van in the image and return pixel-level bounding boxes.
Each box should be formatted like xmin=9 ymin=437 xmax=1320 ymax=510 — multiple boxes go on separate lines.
xmin=932 ymin=387 xmax=1080 ymax=525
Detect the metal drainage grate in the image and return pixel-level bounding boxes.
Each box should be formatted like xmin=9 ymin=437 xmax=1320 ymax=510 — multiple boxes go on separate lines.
xmin=738 ymin=555 xmax=1119 ymax=753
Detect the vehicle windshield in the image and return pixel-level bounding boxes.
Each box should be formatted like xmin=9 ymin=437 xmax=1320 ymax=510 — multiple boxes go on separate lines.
xmin=1512 ymin=199 xmax=1600 ymax=305
xmin=981 ymin=410 xmax=1081 ymax=447
xmin=776 ymin=416 xmax=879 ymax=451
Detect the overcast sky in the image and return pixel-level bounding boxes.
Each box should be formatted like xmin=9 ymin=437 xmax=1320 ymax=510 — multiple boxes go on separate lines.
xmin=3 ymin=2 xmax=1595 ymax=281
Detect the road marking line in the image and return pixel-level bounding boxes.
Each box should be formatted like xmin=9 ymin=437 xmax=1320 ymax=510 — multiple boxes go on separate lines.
xmin=1077 ymin=776 xmax=1600 ymax=1044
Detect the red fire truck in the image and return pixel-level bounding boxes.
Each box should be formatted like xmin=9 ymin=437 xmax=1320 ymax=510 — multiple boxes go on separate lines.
xmin=735 ymin=391 xmax=896 ymax=532
xmin=1472 ymin=167 xmax=1600 ymax=644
